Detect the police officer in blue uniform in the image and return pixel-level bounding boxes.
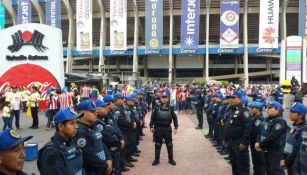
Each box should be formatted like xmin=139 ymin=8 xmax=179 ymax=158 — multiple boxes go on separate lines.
xmin=112 ymin=93 xmax=135 ymax=169
xmin=195 ymin=85 xmax=205 ymax=129
xmin=249 ymin=102 xmax=265 ymax=175
xmin=103 ymin=95 xmax=122 ymax=136
xmin=0 ymin=129 xmax=32 ymax=175
xmin=38 ymin=107 xmax=85 ymax=175
xmin=271 ymin=87 xmax=284 ymax=105
xmin=74 ymin=100 xmax=113 ymax=175
xmin=217 ymin=95 xmax=229 ymax=155
xmin=150 ymin=90 xmax=178 ymax=166
xmin=204 ymin=89 xmax=214 ymax=138
xmin=211 ymin=93 xmax=224 ymax=148
xmin=280 ymin=102 xmax=307 ymax=175
xmin=223 ymin=90 xmax=251 ymax=175
xmin=95 ymin=99 xmax=125 ymax=175
xmin=107 ymin=85 xmax=114 ymax=95
xmin=255 ymin=101 xmax=287 ymax=175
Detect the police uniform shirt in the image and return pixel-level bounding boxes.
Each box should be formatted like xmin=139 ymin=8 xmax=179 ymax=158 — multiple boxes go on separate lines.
xmin=112 ymin=106 xmax=133 ymax=132
xmin=37 ymin=132 xmax=85 ymax=175
xmin=150 ymin=104 xmax=179 ymax=129
xmin=107 ymin=111 xmax=123 ymax=137
xmin=223 ymin=104 xmax=251 ymax=146
xmin=250 ymin=114 xmax=264 ymax=143
xmin=74 ymin=122 xmax=111 ymax=173
xmin=258 ymin=115 xmax=287 ymax=150
xmin=195 ymin=92 xmax=205 ymax=108
xmin=96 ymin=116 xmax=122 ymax=148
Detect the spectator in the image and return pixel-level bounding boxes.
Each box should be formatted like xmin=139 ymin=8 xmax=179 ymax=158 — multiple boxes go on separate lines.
xmin=2 ymin=102 xmax=12 ymax=131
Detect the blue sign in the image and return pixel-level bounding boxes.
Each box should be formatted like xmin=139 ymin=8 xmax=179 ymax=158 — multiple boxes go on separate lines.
xmin=180 ymin=0 xmax=200 ymax=50
xmin=145 ymin=0 xmax=163 ymax=50
xmin=299 ymin=0 xmax=307 ymax=37
xmin=0 ymin=4 xmax=5 ymax=30
xmin=220 ymin=0 xmax=240 ymax=48
xmin=17 ymin=0 xmax=32 ymax=24
xmin=46 ymin=0 xmax=61 ymax=29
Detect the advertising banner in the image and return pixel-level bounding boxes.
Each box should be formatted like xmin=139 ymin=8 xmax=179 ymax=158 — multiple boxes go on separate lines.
xmin=18 ymin=0 xmax=32 ymax=24
xmin=180 ymin=0 xmax=200 ymax=50
xmin=46 ymin=0 xmax=61 ymax=29
xmin=145 ymin=0 xmax=163 ymax=50
xmin=220 ymin=0 xmax=240 ymax=48
xmin=259 ymin=0 xmax=279 ymax=48
xmin=0 ymin=3 xmax=5 ymax=30
xmin=286 ymin=36 xmax=303 ymax=83
xmin=110 ymin=0 xmax=127 ymax=51
xmin=76 ymin=0 xmax=92 ymax=51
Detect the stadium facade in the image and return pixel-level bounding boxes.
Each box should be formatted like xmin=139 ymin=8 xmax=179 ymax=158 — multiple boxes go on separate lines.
xmin=0 ymin=0 xmax=303 ymax=85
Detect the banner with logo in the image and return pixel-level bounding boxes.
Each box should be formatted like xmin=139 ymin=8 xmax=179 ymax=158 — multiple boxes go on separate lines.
xmin=18 ymin=0 xmax=32 ymax=24
xmin=220 ymin=0 xmax=240 ymax=48
xmin=259 ymin=0 xmax=279 ymax=48
xmin=286 ymin=36 xmax=303 ymax=83
xmin=145 ymin=0 xmax=163 ymax=50
xmin=299 ymin=0 xmax=307 ymax=38
xmin=76 ymin=0 xmax=92 ymax=51
xmin=0 ymin=3 xmax=5 ymax=30
xmin=46 ymin=0 xmax=61 ymax=29
xmin=180 ymin=0 xmax=200 ymax=50
xmin=110 ymin=0 xmax=127 ymax=51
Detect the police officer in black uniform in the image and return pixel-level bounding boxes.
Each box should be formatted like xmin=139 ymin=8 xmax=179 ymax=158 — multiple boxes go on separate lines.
xmin=112 ymin=93 xmax=135 ymax=169
xmin=38 ymin=107 xmax=85 ymax=175
xmin=280 ymin=102 xmax=307 ymax=175
xmin=204 ymin=89 xmax=214 ymax=138
xmin=223 ymin=90 xmax=251 ymax=175
xmin=74 ymin=100 xmax=113 ymax=175
xmin=255 ymin=101 xmax=287 ymax=175
xmin=150 ymin=90 xmax=178 ymax=166
xmin=152 ymin=89 xmax=161 ymax=109
xmin=249 ymin=102 xmax=265 ymax=175
xmin=195 ymin=85 xmax=205 ymax=129
xmin=211 ymin=93 xmax=224 ymax=148
xmin=95 ymin=100 xmax=125 ymax=175
xmin=217 ymin=95 xmax=229 ymax=155
xmin=0 ymin=129 xmax=32 ymax=175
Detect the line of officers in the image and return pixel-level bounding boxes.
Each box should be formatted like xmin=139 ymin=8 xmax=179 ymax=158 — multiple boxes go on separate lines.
xmin=37 ymin=90 xmax=148 ymax=175
xmin=193 ymin=85 xmax=307 ymax=175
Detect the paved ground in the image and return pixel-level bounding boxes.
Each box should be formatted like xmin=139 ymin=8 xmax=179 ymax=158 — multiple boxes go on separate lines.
xmin=1 ymin=109 xmax=291 ymax=175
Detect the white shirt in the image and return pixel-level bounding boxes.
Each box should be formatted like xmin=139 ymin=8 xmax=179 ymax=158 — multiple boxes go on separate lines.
xmin=10 ymin=92 xmax=22 ymax=110
xmin=171 ymin=89 xmax=177 ymax=101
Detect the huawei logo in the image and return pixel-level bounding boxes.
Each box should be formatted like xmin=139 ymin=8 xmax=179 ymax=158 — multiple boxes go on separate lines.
xmin=8 ymin=30 xmax=48 ymax=52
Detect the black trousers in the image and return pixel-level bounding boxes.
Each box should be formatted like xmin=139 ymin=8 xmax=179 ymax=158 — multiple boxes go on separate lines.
xmin=196 ymin=107 xmax=204 ymax=128
xmin=264 ymin=151 xmax=285 ymax=175
xmin=154 ymin=126 xmax=172 ymax=144
xmin=227 ymin=139 xmax=250 ymax=175
xmin=250 ymin=142 xmax=265 ymax=175
xmin=31 ymin=107 xmax=39 ymax=127
xmin=206 ymin=112 xmax=213 ymax=136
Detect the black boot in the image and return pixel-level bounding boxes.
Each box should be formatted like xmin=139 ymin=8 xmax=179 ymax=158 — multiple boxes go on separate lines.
xmin=166 ymin=144 xmax=176 ymax=166
xmin=152 ymin=143 xmax=161 ymax=166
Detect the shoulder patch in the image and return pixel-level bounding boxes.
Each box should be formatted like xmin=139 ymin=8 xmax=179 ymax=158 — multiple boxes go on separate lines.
xmin=243 ymin=111 xmax=251 ymax=118
xmin=96 ymin=124 xmax=104 ymax=131
xmin=274 ymin=123 xmax=282 ymax=130
xmin=255 ymin=119 xmax=261 ymax=126
xmin=77 ymin=138 xmax=87 ymax=148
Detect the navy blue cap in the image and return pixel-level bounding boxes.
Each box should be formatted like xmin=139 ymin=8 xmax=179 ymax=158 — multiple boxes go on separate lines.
xmin=268 ymin=101 xmax=283 ymax=111
xmin=241 ymin=96 xmax=249 ymax=104
xmin=126 ymin=94 xmax=137 ymax=102
xmin=103 ymin=95 xmax=115 ymax=102
xmin=206 ymin=89 xmax=212 ymax=93
xmin=95 ymin=100 xmax=109 ymax=108
xmin=196 ymin=85 xmax=203 ymax=89
xmin=251 ymin=102 xmax=264 ymax=109
xmin=133 ymin=89 xmax=140 ymax=95
xmin=0 ymin=129 xmax=33 ymax=151
xmin=214 ymin=93 xmax=223 ymax=99
xmin=54 ymin=107 xmax=83 ymax=125
xmin=76 ymin=100 xmax=97 ymax=111
xmin=290 ymin=102 xmax=307 ymax=114
xmin=227 ymin=90 xmax=242 ymax=98
xmin=114 ymin=93 xmax=124 ymax=100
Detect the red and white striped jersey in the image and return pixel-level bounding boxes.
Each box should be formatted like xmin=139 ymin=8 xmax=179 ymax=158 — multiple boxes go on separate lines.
xmin=58 ymin=93 xmax=71 ymax=109
xmin=48 ymin=95 xmax=58 ymax=110
xmin=122 ymin=89 xmax=129 ymax=97
xmin=81 ymin=86 xmax=90 ymax=98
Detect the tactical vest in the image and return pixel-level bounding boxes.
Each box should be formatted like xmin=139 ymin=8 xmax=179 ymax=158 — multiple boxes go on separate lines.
xmin=284 ymin=125 xmax=303 ymax=155
xmin=95 ymin=118 xmax=120 ymax=146
xmin=88 ymin=128 xmax=106 ymax=161
xmin=299 ymin=130 xmax=307 ymax=174
xmin=38 ymin=141 xmax=84 ymax=175
xmin=156 ymin=106 xmax=172 ymax=126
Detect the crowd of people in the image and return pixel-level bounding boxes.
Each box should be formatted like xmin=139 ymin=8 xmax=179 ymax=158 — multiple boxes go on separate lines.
xmin=1 ymin=78 xmax=307 ymax=175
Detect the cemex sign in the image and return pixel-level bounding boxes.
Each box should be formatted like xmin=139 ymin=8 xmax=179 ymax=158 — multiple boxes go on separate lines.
xmin=0 ymin=23 xmax=64 ymax=88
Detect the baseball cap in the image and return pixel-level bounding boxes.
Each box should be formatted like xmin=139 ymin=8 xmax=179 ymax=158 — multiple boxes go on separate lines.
xmin=161 ymin=90 xmax=170 ymax=97
xmin=95 ymin=100 xmax=109 ymax=108
xmin=126 ymin=94 xmax=136 ymax=102
xmin=268 ymin=101 xmax=283 ymax=111
xmin=114 ymin=93 xmax=124 ymax=100
xmin=0 ymin=129 xmax=33 ymax=151
xmin=227 ymin=90 xmax=242 ymax=98
xmin=103 ymin=95 xmax=115 ymax=102
xmin=214 ymin=93 xmax=223 ymax=99
xmin=196 ymin=85 xmax=203 ymax=89
xmin=76 ymin=100 xmax=97 ymax=111
xmin=54 ymin=107 xmax=83 ymax=125
xmin=290 ymin=102 xmax=307 ymax=114
xmin=251 ymin=102 xmax=264 ymax=109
